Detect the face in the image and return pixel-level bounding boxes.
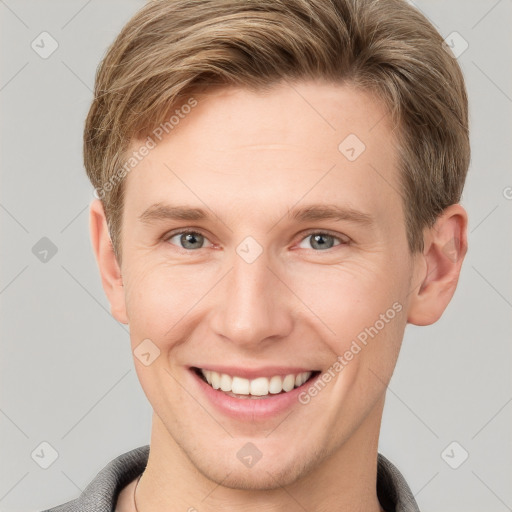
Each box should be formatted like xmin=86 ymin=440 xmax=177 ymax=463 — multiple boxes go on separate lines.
xmin=98 ymin=80 xmax=425 ymax=489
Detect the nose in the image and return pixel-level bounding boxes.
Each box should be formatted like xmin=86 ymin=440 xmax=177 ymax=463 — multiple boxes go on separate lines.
xmin=210 ymin=246 xmax=293 ymax=349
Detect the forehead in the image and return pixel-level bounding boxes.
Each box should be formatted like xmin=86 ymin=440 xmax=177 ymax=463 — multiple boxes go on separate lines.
xmin=122 ymin=81 xmax=401 ymax=226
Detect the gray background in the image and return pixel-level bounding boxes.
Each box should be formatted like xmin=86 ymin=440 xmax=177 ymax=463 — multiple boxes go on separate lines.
xmin=1 ymin=1 xmax=511 ymax=511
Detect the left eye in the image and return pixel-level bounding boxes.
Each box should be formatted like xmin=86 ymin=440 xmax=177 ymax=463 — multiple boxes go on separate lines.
xmin=165 ymin=230 xmax=346 ymax=251
xmin=297 ymin=232 xmax=346 ymax=251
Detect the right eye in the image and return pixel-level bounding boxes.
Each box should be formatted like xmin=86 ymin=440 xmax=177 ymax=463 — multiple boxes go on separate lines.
xmin=165 ymin=230 xmax=214 ymax=251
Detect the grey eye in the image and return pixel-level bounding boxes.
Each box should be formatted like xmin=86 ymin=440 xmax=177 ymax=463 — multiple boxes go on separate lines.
xmin=168 ymin=231 xmax=209 ymax=250
xmin=298 ymin=233 xmax=342 ymax=251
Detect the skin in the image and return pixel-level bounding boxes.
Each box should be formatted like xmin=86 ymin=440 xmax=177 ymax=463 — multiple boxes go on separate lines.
xmin=90 ymin=80 xmax=468 ymax=512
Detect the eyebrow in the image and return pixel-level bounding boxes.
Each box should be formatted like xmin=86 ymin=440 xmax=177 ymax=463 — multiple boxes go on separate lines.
xmin=138 ymin=202 xmax=375 ymax=227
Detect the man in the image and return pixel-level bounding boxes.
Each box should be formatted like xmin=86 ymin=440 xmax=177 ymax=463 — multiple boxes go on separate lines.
xmin=44 ymin=0 xmax=470 ymax=511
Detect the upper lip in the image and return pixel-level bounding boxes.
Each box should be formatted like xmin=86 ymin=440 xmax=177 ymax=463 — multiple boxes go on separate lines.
xmin=191 ymin=365 xmax=320 ymax=380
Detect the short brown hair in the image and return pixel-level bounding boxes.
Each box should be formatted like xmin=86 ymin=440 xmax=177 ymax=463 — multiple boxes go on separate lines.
xmin=84 ymin=0 xmax=470 ymax=265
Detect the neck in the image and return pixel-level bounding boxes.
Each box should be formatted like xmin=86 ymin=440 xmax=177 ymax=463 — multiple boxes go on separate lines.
xmin=137 ymin=398 xmax=386 ymax=512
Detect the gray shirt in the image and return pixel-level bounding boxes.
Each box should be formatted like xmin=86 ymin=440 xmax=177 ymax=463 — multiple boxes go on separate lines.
xmin=40 ymin=445 xmax=421 ymax=512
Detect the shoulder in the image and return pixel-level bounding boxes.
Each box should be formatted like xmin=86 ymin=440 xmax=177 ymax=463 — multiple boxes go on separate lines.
xmin=39 ymin=445 xmax=149 ymax=512
xmin=377 ymin=453 xmax=421 ymax=512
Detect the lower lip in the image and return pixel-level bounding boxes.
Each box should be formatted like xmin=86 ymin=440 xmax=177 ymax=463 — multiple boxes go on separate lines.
xmin=189 ymin=368 xmax=321 ymax=421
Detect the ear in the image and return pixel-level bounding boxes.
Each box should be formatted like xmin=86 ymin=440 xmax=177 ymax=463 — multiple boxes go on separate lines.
xmin=407 ymin=203 xmax=468 ymax=326
xmin=89 ymin=199 xmax=128 ymax=324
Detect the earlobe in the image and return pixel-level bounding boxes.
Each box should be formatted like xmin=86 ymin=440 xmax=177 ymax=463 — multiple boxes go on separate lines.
xmin=407 ymin=204 xmax=468 ymax=326
xmin=89 ymin=199 xmax=129 ymax=324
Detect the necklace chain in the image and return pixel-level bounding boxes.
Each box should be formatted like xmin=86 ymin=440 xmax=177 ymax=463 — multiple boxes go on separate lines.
xmin=133 ymin=471 xmax=386 ymax=511
xmin=133 ymin=474 xmax=143 ymax=512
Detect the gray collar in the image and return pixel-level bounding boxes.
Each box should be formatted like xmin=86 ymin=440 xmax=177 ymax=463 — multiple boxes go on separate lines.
xmin=42 ymin=445 xmax=420 ymax=512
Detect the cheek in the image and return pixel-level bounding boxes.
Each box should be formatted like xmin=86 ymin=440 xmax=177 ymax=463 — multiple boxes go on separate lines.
xmin=124 ymin=263 xmax=212 ymax=339
xmin=290 ymin=262 xmax=407 ymax=366
xmin=124 ymin=251 xmax=409 ymax=356
xmin=292 ymin=262 xmax=399 ymax=326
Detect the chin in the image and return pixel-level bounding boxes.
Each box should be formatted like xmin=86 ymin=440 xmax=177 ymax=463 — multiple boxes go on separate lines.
xmin=204 ymin=465 xmax=300 ymax=491
xmin=191 ymin=448 xmax=317 ymax=491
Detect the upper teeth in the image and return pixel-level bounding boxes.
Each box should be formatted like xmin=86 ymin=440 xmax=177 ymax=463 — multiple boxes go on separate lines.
xmin=201 ymin=369 xmax=313 ymax=396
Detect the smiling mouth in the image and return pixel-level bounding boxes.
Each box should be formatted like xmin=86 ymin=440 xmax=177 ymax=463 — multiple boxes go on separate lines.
xmin=192 ymin=366 xmax=321 ymax=398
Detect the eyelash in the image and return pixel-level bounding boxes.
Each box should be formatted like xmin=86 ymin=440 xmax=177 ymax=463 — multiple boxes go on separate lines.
xmin=162 ymin=228 xmax=350 ymax=252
